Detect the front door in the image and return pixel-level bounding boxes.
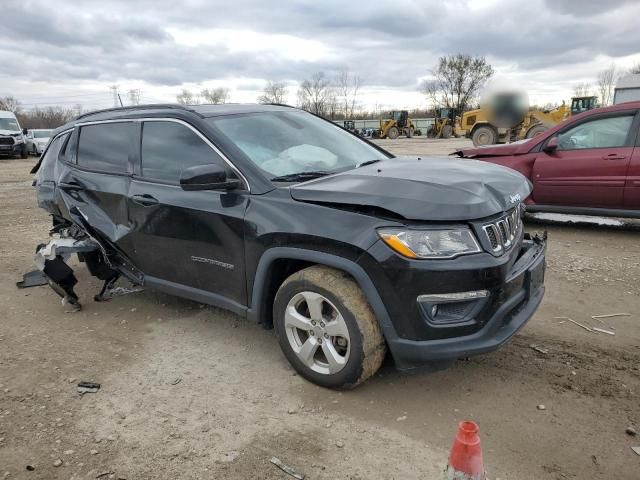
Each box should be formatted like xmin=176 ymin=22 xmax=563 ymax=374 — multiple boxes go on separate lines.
xmin=127 ymin=119 xmax=248 ymax=306
xmin=532 ymin=112 xmax=637 ymax=208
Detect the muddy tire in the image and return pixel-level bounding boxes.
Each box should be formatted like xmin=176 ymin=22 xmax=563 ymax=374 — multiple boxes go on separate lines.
xmin=442 ymin=125 xmax=453 ymax=139
xmin=525 ymin=124 xmax=547 ymax=139
xmin=386 ymin=126 xmax=399 ymax=139
xmin=472 ymin=125 xmax=497 ymax=146
xmin=407 ymin=126 xmax=414 ymax=138
xmin=273 ymin=265 xmax=386 ymax=389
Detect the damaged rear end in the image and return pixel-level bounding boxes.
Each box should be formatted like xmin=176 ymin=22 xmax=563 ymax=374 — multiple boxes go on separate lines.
xmin=24 ymin=124 xmax=143 ymax=309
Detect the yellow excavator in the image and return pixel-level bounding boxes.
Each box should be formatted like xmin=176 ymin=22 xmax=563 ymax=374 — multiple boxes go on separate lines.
xmin=456 ymin=96 xmax=599 ymax=146
xmin=375 ymin=110 xmax=415 ymax=139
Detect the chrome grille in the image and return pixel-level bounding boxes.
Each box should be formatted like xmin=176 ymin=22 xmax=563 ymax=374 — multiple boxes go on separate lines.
xmin=482 ymin=206 xmax=522 ymax=255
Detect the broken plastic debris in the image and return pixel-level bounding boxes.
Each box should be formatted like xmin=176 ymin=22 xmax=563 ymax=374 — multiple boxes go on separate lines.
xmin=270 ymin=457 xmax=305 ymax=479
xmin=591 ymin=313 xmax=630 ymax=319
xmin=16 ymin=269 xmax=48 ymax=288
xmin=77 ymin=381 xmax=101 ymax=394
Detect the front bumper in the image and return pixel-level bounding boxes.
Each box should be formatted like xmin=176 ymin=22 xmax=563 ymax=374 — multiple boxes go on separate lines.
xmin=362 ymin=234 xmax=546 ymax=371
xmin=0 ymin=142 xmax=23 ymax=156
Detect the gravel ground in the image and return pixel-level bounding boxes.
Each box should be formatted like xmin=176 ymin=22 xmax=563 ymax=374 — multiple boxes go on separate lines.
xmin=1 ymin=139 xmax=639 ymax=479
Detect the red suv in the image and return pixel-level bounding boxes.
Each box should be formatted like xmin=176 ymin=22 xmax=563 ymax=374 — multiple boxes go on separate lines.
xmin=456 ymin=102 xmax=640 ymax=218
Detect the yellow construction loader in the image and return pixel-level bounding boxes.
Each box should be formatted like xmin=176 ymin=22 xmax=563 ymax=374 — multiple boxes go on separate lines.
xmin=375 ymin=110 xmax=415 ymax=139
xmin=427 ymin=108 xmax=457 ymax=139
xmin=456 ymin=96 xmax=599 ymax=146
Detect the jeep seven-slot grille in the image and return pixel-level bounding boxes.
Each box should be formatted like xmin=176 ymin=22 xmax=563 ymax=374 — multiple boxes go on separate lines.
xmin=482 ymin=206 xmax=522 ymax=255
xmin=0 ymin=137 xmax=14 ymax=145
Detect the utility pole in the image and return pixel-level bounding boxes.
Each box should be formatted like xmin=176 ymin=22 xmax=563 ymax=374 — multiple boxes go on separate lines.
xmin=109 ymin=85 xmax=119 ymax=107
xmin=128 ymin=89 xmax=141 ymax=105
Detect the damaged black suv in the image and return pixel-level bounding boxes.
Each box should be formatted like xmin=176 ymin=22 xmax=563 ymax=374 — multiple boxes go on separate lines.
xmin=31 ymin=104 xmax=546 ymax=389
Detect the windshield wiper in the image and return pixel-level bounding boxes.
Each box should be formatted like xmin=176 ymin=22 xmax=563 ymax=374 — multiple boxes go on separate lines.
xmin=270 ymin=171 xmax=332 ymax=182
xmin=355 ymin=159 xmax=382 ymax=168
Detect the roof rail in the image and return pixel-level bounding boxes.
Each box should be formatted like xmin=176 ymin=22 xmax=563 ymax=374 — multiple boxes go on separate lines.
xmin=75 ymin=103 xmax=191 ymax=120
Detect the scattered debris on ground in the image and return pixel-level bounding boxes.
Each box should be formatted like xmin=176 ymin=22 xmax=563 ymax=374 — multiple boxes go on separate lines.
xmin=270 ymin=457 xmax=305 ymax=480
xmin=77 ymin=381 xmax=101 ymax=394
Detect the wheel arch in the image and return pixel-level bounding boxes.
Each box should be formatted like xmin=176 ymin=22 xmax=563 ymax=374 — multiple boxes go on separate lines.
xmin=248 ymin=247 xmax=395 ymax=337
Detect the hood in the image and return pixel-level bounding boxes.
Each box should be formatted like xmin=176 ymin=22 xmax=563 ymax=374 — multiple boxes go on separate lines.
xmin=454 ymin=139 xmax=535 ymax=158
xmin=289 ymin=157 xmax=531 ymax=221
xmin=0 ymin=129 xmax=20 ymax=136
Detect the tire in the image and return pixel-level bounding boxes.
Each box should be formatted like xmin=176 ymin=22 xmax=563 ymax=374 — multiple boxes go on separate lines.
xmin=20 ymin=145 xmax=28 ymax=159
xmin=472 ymin=126 xmax=497 ymax=146
xmin=407 ymin=126 xmax=414 ymax=138
xmin=273 ymin=265 xmax=386 ymax=389
xmin=525 ymin=124 xmax=547 ymax=139
xmin=386 ymin=126 xmax=399 ymax=139
xmin=442 ymin=125 xmax=453 ymax=139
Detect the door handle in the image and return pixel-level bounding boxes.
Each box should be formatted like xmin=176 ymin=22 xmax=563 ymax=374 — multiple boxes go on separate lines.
xmin=58 ymin=181 xmax=86 ymax=191
xmin=131 ymin=194 xmax=159 ymax=207
xmin=602 ymin=153 xmax=626 ymax=160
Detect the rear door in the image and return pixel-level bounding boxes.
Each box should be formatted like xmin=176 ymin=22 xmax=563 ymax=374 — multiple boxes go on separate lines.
xmin=532 ymin=111 xmax=637 ymax=208
xmin=127 ymin=119 xmax=249 ymax=305
xmin=57 ymin=121 xmax=136 ymax=256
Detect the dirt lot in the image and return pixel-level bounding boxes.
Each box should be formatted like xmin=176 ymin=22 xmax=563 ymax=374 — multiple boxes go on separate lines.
xmin=1 ymin=138 xmax=639 ymax=479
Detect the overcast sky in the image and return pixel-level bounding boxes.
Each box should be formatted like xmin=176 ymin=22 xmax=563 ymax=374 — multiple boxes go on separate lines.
xmin=2 ymin=0 xmax=639 ymax=112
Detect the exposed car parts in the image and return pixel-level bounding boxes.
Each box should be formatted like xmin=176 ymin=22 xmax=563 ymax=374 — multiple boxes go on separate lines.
xmin=22 ymin=232 xmax=143 ymax=311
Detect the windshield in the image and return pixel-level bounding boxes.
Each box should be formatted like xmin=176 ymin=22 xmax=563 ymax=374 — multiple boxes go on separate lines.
xmin=0 ymin=118 xmax=19 ymax=131
xmin=208 ymin=111 xmax=389 ymax=178
xmin=34 ymin=130 xmax=53 ymax=138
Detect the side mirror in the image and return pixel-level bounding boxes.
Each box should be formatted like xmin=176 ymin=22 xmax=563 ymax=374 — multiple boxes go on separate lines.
xmin=22 ymin=128 xmax=28 ymax=135
xmin=543 ymin=137 xmax=559 ymax=153
xmin=179 ymin=164 xmax=241 ymax=191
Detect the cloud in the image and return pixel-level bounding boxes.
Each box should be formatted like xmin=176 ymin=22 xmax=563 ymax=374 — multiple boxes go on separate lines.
xmin=0 ymin=0 xmax=639 ymax=108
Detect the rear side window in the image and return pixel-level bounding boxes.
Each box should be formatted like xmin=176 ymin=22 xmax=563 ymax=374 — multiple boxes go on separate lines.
xmin=36 ymin=132 xmax=70 ymax=182
xmin=77 ymin=122 xmax=132 ymax=173
xmin=141 ymin=121 xmax=224 ymax=182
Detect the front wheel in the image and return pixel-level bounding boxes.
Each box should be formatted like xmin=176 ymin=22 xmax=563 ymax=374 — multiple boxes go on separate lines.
xmin=386 ymin=126 xmax=399 ymax=139
xmin=273 ymin=266 xmax=386 ymax=389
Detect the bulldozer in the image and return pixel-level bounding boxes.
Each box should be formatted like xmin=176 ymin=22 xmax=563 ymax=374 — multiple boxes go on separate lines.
xmin=456 ymin=95 xmax=599 ymax=146
xmin=375 ymin=110 xmax=415 ymax=139
xmin=427 ymin=107 xmax=457 ymax=139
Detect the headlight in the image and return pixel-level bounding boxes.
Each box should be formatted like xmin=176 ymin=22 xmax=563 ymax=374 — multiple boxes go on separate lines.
xmin=378 ymin=228 xmax=481 ymax=259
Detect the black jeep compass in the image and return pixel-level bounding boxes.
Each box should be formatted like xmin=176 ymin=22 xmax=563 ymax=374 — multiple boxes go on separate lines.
xmin=31 ymin=103 xmax=546 ymax=389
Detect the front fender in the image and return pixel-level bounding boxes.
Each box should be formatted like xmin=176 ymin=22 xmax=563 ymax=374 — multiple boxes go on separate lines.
xmin=247 ymin=246 xmax=396 ymax=334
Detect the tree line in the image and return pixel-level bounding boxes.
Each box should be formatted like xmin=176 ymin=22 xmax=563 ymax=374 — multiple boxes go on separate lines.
xmin=0 ymin=97 xmax=79 ymax=129
xmin=574 ymin=63 xmax=640 ymax=106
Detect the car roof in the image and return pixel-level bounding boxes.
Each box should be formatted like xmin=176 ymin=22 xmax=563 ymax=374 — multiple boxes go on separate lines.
xmin=0 ymin=110 xmax=17 ymax=118
xmin=74 ymin=103 xmax=295 ymax=123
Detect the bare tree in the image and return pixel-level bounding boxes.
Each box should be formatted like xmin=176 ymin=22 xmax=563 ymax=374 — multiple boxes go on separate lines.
xmin=176 ymin=89 xmax=199 ymax=105
xmin=258 ymin=81 xmax=288 ymax=104
xmin=596 ymin=64 xmax=619 ymax=106
xmin=573 ymin=82 xmax=593 ymax=97
xmin=420 ymin=54 xmax=493 ymax=113
xmin=16 ymin=106 xmax=76 ymax=129
xmin=201 ymin=87 xmax=230 ymax=104
xmin=336 ymin=70 xmax=362 ymax=119
xmin=297 ymin=72 xmax=334 ymax=117
xmin=0 ymin=96 xmax=21 ymax=113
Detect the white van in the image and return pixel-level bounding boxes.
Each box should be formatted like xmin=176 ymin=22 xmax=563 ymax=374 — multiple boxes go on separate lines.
xmin=0 ymin=110 xmax=27 ymax=158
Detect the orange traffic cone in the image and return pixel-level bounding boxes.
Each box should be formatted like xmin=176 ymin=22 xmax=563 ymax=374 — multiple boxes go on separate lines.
xmin=444 ymin=420 xmax=485 ymax=480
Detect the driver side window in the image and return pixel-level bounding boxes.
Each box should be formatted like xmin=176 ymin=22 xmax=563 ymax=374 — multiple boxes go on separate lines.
xmin=556 ymin=115 xmax=633 ymax=151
